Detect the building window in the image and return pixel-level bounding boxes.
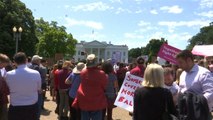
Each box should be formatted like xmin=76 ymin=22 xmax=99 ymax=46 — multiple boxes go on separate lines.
xmin=81 ymin=51 xmax=85 ymax=56
xmin=78 ymin=51 xmax=80 ymax=55
xmin=123 ymin=52 xmax=126 ymax=56
xmin=107 ymin=51 xmax=110 ymax=57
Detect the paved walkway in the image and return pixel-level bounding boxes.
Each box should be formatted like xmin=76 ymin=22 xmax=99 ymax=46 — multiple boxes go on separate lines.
xmin=40 ymin=91 xmax=132 ymax=120
xmin=41 ymin=91 xmax=213 ymax=120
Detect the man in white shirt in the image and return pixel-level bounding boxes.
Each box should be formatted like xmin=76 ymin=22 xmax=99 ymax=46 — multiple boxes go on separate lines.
xmin=176 ymin=50 xmax=213 ymax=111
xmin=6 ymin=52 xmax=41 ymax=120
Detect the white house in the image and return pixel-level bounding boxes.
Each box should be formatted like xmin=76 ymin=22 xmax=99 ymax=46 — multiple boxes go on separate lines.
xmin=74 ymin=40 xmax=128 ymax=63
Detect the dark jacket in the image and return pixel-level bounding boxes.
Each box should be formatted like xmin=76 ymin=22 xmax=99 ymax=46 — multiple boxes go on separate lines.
xmin=133 ymin=87 xmax=177 ymax=120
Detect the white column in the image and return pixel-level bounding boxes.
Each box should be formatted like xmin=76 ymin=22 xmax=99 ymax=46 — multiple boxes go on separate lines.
xmin=126 ymin=50 xmax=128 ymax=63
xmin=98 ymin=48 xmax=100 ymax=62
xmin=90 ymin=48 xmax=92 ymax=54
xmin=110 ymin=50 xmax=113 ymax=59
xmin=75 ymin=50 xmax=78 ymax=62
xmin=120 ymin=50 xmax=123 ymax=62
xmin=104 ymin=49 xmax=107 ymax=60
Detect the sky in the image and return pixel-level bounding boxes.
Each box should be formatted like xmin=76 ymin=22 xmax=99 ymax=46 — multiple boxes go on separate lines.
xmin=20 ymin=0 xmax=213 ymax=50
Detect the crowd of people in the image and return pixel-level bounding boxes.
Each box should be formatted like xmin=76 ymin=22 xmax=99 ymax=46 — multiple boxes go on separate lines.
xmin=0 ymin=49 xmax=213 ymax=120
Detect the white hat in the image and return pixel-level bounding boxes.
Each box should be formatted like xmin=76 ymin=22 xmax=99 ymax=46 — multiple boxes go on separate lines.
xmin=32 ymin=55 xmax=43 ymax=61
xmin=86 ymin=54 xmax=97 ymax=67
xmin=73 ymin=62 xmax=85 ymax=74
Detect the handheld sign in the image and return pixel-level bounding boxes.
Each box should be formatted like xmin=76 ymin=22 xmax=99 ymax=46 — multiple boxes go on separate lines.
xmin=114 ymin=72 xmax=143 ymax=112
xmin=192 ymin=45 xmax=213 ymax=57
xmin=157 ymin=43 xmax=181 ymax=64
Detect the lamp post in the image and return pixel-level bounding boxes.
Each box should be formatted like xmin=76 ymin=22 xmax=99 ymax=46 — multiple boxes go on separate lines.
xmin=13 ymin=26 xmax=23 ymax=53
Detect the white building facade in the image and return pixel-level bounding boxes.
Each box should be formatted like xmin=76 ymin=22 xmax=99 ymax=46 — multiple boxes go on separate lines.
xmin=74 ymin=40 xmax=128 ymax=63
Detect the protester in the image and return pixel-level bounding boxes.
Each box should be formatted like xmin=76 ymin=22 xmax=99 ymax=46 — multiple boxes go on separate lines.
xmin=128 ymin=56 xmax=146 ymax=117
xmin=27 ymin=56 xmax=32 ymax=67
xmin=198 ymin=59 xmax=205 ymax=67
xmin=127 ymin=62 xmax=137 ymax=71
xmin=58 ymin=61 xmax=72 ymax=120
xmin=130 ymin=56 xmax=145 ymax=78
xmin=5 ymin=62 xmax=13 ymax=72
xmin=0 ymin=54 xmax=10 ymax=77
xmin=49 ymin=64 xmax=57 ymax=101
xmin=54 ymin=60 xmax=63 ymax=114
xmin=101 ymin=61 xmax=119 ymax=120
xmin=133 ymin=63 xmax=177 ymax=120
xmin=65 ymin=62 xmax=85 ymax=120
xmin=163 ymin=67 xmax=179 ymax=105
xmin=176 ymin=50 xmax=213 ymax=111
xmin=72 ymin=54 xmax=108 ymax=120
xmin=0 ymin=76 xmax=9 ymax=120
xmin=29 ymin=55 xmax=45 ymax=119
xmin=116 ymin=62 xmax=127 ymax=89
xmin=40 ymin=59 xmax=48 ymax=110
xmin=113 ymin=62 xmax=120 ymax=73
xmin=208 ymin=60 xmax=213 ymax=75
xmin=0 ymin=53 xmax=10 ymax=120
xmin=6 ymin=52 xmax=41 ymax=120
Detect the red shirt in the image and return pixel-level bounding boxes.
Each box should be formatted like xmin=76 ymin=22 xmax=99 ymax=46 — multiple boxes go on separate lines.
xmin=58 ymin=69 xmax=70 ymax=89
xmin=72 ymin=67 xmax=108 ymax=111
xmin=116 ymin=67 xmax=127 ymax=80
xmin=54 ymin=69 xmax=60 ymax=90
xmin=0 ymin=77 xmax=9 ymax=105
xmin=130 ymin=65 xmax=145 ymax=78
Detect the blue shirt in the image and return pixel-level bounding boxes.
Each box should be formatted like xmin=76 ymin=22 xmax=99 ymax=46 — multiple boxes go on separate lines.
xmin=179 ymin=64 xmax=213 ymax=111
xmin=67 ymin=73 xmax=81 ymax=98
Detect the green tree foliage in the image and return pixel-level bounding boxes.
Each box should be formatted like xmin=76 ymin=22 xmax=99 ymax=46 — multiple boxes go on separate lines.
xmin=128 ymin=47 xmax=142 ymax=58
xmin=35 ymin=18 xmax=77 ymax=58
xmin=142 ymin=38 xmax=167 ymax=62
xmin=0 ymin=0 xmax=38 ymax=58
xmin=187 ymin=23 xmax=213 ymax=50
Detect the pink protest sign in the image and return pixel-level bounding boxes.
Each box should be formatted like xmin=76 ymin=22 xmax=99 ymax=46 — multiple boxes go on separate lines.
xmin=192 ymin=45 xmax=213 ymax=57
xmin=157 ymin=44 xmax=181 ymax=64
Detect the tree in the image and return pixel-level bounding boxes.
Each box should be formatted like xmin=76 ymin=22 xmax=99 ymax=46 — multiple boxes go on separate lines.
xmin=0 ymin=0 xmax=38 ymax=58
xmin=128 ymin=47 xmax=142 ymax=58
xmin=187 ymin=22 xmax=213 ymax=50
xmin=35 ymin=18 xmax=77 ymax=58
xmin=142 ymin=38 xmax=167 ymax=62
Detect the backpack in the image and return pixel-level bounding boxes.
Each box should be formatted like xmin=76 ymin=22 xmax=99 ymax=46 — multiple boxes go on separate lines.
xmin=177 ymin=91 xmax=212 ymax=120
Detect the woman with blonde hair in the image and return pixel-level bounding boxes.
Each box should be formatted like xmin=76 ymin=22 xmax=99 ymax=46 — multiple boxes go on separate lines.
xmin=133 ymin=63 xmax=177 ymax=120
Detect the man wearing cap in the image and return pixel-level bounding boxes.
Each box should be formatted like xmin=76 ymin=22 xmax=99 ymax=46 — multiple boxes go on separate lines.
xmin=6 ymin=52 xmax=41 ymax=120
xmin=29 ymin=55 xmax=45 ymax=120
xmin=72 ymin=54 xmax=108 ymax=120
xmin=130 ymin=56 xmax=146 ymax=78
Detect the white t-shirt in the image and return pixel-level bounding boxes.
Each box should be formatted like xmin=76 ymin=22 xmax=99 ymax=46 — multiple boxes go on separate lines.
xmin=0 ymin=68 xmax=7 ymax=78
xmin=164 ymin=82 xmax=179 ymax=95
